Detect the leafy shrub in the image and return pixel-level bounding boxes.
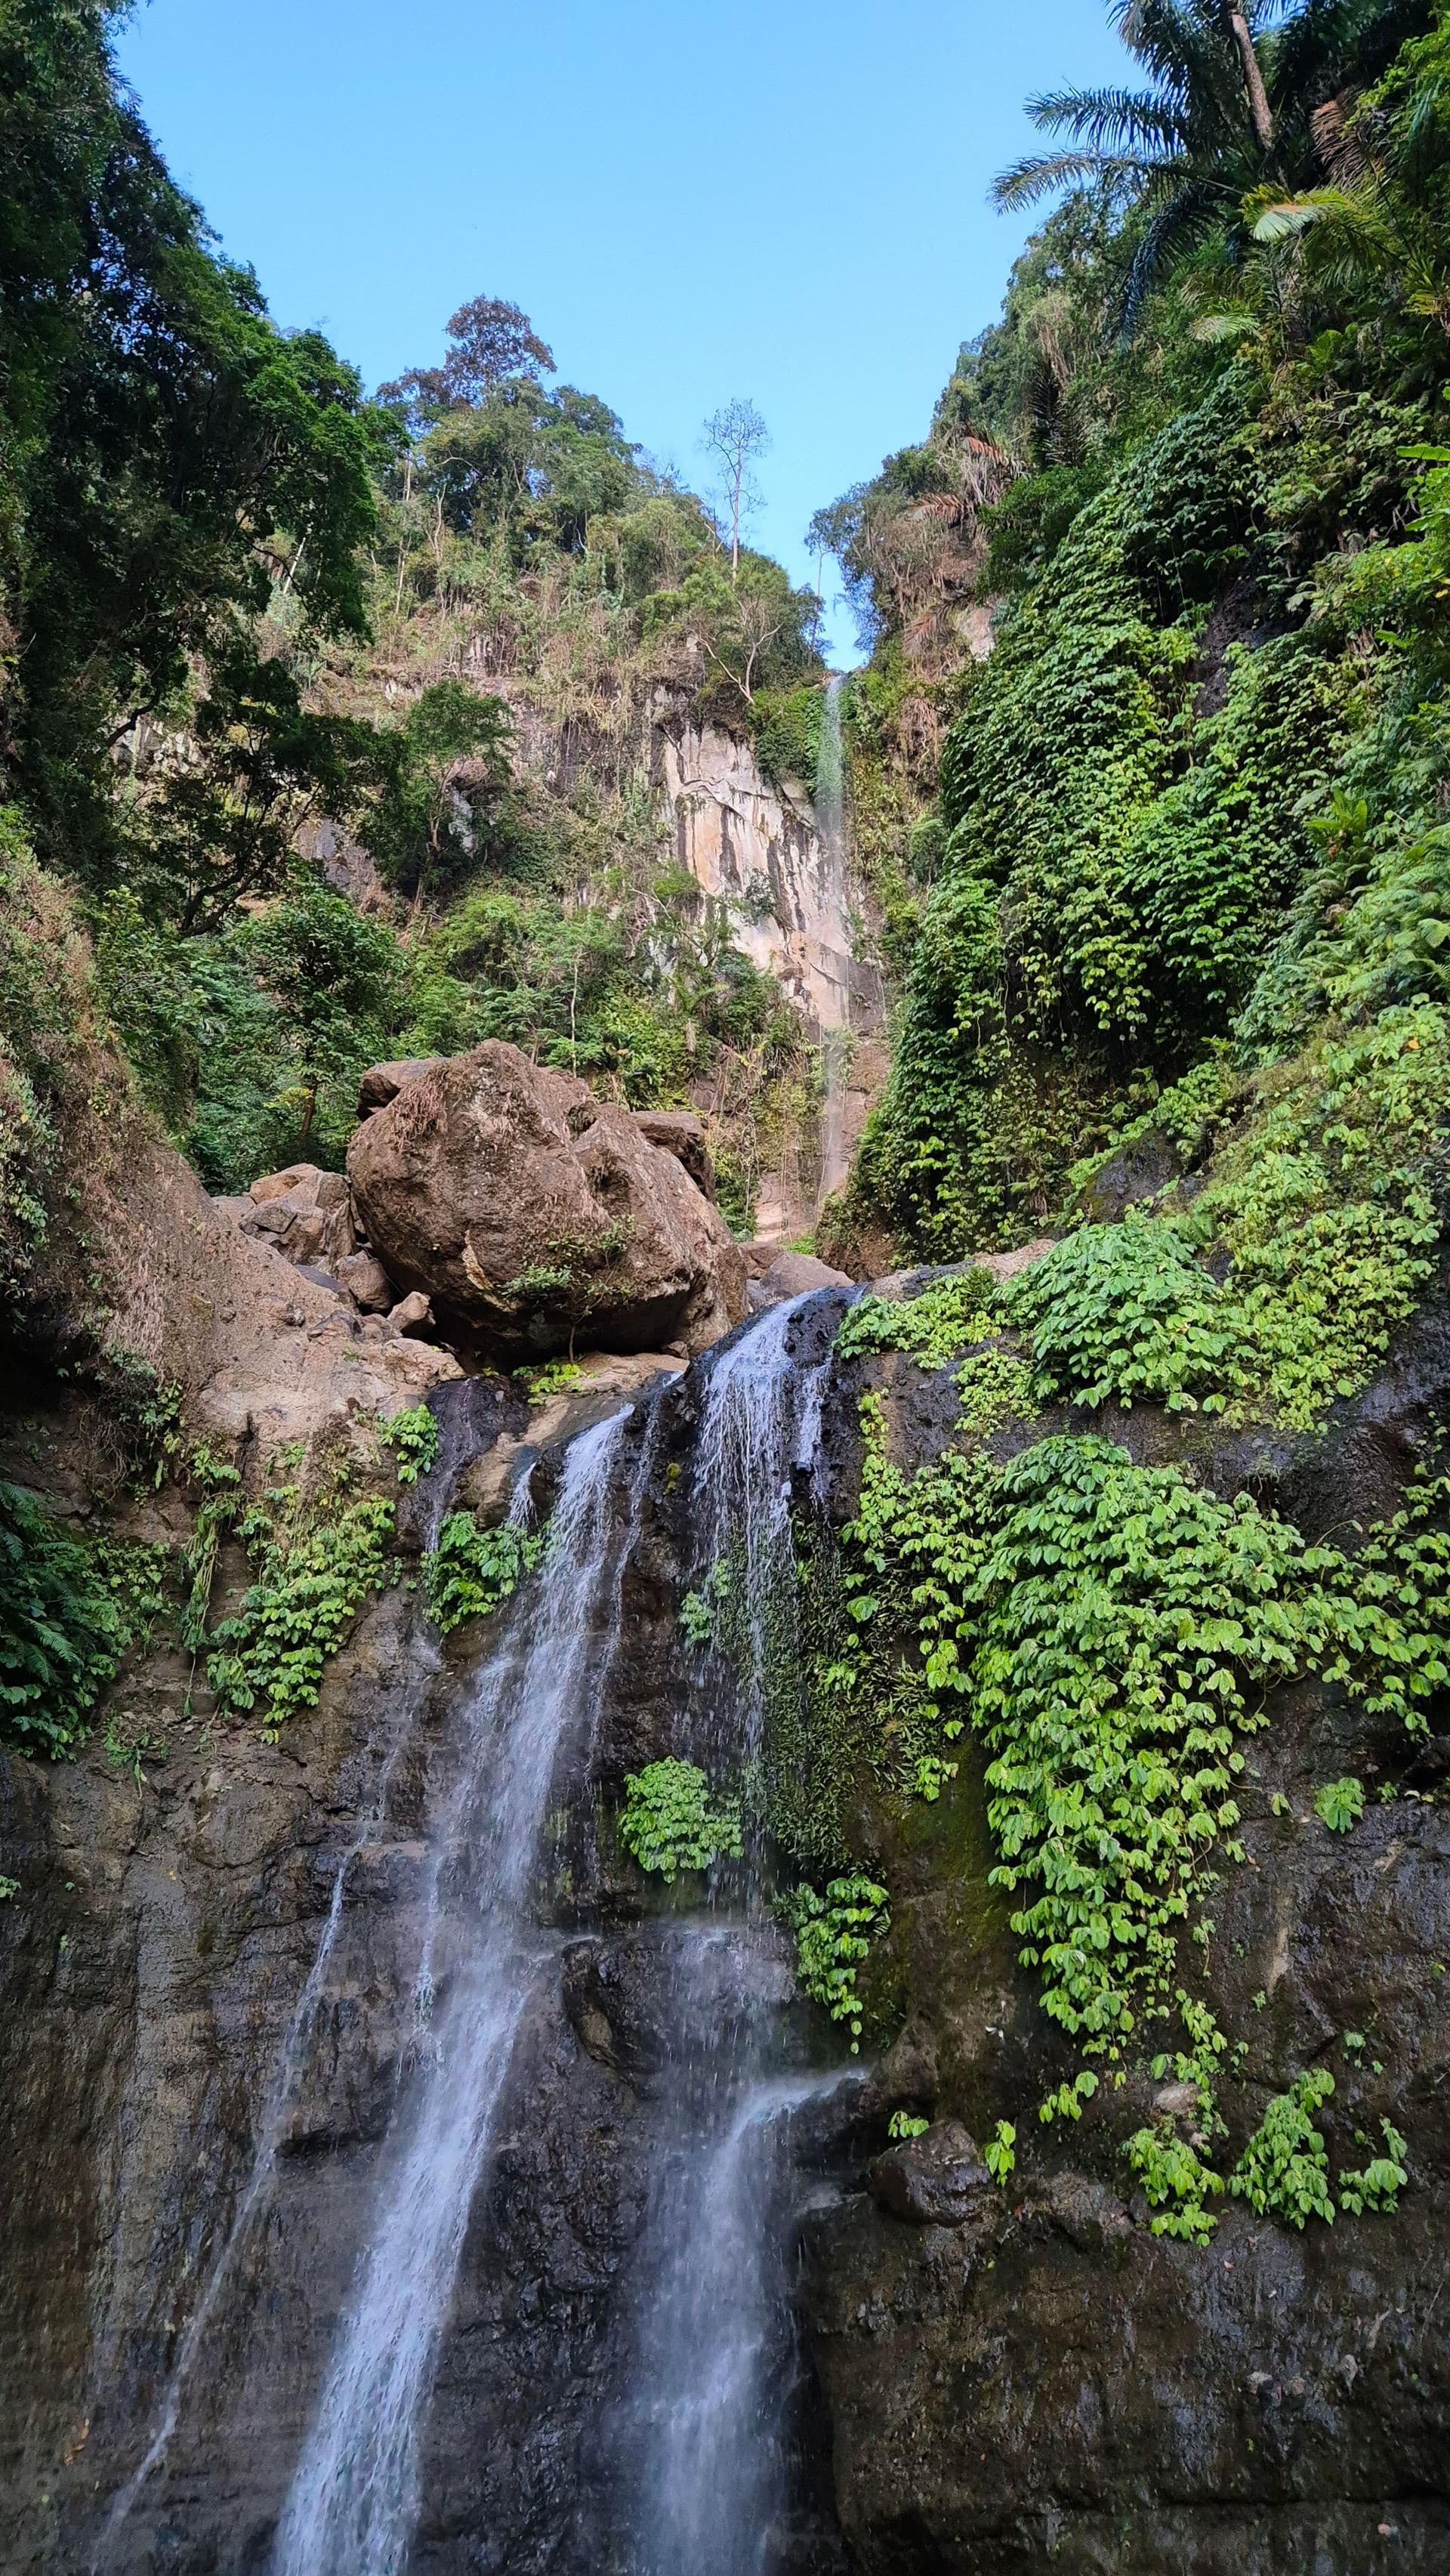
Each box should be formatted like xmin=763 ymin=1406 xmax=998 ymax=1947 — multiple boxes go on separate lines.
xmin=887 ymin=2109 xmax=929 ymax=2140
xmin=205 ymin=1484 xmax=394 ymax=1739
xmin=380 ymin=1404 xmax=440 ymax=1485
xmin=616 ymin=1757 xmax=742 ymax=1882
xmin=835 ymin=1267 xmax=998 ymax=1367
xmin=514 ymin=1358 xmax=585 ymax=1409
xmin=985 ymin=2120 xmax=1017 ymax=2185
xmin=1339 ymin=2119 xmax=1408 ymax=2216
xmin=1005 ymin=1220 xmax=1238 ymax=1413
xmin=1314 ymin=1775 xmax=1365 ymax=1833
xmin=679 ymin=1557 xmax=732 ymax=1648
xmin=1126 ymin=2120 xmax=1225 ymax=2242
xmin=781 ymin=1873 xmax=890 ymax=2050
xmin=0 ymin=1482 xmax=157 ymax=1756
xmin=952 ymin=1348 xmax=1034 ymax=1433
xmin=1230 ymin=2069 xmax=1337 ymax=2228
xmin=1192 ymin=1005 xmax=1450 ymax=1429
xmin=423 ymin=1512 xmax=542 ymax=1633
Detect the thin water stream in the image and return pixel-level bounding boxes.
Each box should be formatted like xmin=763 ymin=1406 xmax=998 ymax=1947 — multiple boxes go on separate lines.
xmin=815 ymin=676 xmax=853 ymax=1212
xmin=626 ymin=1292 xmax=856 ymax=2574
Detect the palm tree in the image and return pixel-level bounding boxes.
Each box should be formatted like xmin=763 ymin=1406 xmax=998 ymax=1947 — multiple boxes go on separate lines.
xmin=993 ymin=0 xmax=1433 ymax=331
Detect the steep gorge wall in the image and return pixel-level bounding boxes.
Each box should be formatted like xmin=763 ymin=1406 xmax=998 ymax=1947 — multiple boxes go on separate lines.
xmin=651 ymin=690 xmax=887 ymax=1240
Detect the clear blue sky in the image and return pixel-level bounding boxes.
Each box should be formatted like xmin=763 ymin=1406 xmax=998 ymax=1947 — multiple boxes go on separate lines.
xmin=116 ymin=0 xmax=1128 ymax=664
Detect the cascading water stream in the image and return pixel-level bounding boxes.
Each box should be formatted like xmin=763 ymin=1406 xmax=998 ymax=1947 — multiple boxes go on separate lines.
xmin=815 ymin=675 xmax=853 ymax=1212
xmin=91 ymin=1422 xmax=477 ymax=2565
xmin=273 ymin=1404 xmax=642 ymax=2576
xmin=627 ymin=1291 xmax=858 ymax=2575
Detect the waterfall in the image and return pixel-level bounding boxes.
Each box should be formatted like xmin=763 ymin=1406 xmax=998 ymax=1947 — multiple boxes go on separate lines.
xmin=815 ymin=675 xmax=852 ymax=1212
xmin=85 ymin=1307 xmax=858 ymax=2574
xmin=93 ymin=1650 xmax=456 ymax=2560
xmin=273 ymin=1405 xmax=640 ymax=2576
xmin=92 ymin=1402 xmax=486 ymax=2562
xmin=627 ymin=1291 xmax=857 ymax=2575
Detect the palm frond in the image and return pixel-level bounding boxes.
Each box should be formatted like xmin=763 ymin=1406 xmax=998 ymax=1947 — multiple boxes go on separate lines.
xmin=992 ymin=150 xmax=1179 ymax=212
xmin=1115 ymin=179 xmax=1224 ymax=338
xmin=1023 ymin=82 xmax=1192 ymax=155
xmin=1113 ymin=0 xmax=1249 ymax=128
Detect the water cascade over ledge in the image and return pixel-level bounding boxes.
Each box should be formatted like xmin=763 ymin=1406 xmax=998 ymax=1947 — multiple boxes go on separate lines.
xmin=82 ymin=1293 xmax=861 ymax=2576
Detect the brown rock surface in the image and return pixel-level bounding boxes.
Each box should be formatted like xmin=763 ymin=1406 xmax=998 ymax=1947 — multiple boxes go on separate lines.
xmin=346 ymin=1042 xmax=746 ymax=1361
xmin=628 ymin=1109 xmax=714 ymax=1200
xmin=757 ymin=1249 xmax=853 ymax=1300
xmin=356 ymin=1056 xmax=446 ymax=1116
xmin=222 ymin=1164 xmax=356 ymax=1271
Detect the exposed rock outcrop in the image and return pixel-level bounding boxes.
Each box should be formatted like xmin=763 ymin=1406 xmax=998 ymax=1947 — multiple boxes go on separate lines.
xmin=346 ymin=1040 xmax=747 ymax=1361
xmin=216 ymin=1163 xmax=356 ymax=1272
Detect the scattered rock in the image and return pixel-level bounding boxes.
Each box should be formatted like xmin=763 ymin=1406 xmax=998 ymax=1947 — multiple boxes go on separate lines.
xmin=335 ymin=1251 xmax=396 ymax=1312
xmin=387 ymin=1291 xmax=434 ymax=1339
xmin=346 ymin=1041 xmax=747 ymax=1361
xmin=869 ymin=2120 xmax=992 ymax=2226
xmin=221 ymin=1163 xmax=356 ymax=1271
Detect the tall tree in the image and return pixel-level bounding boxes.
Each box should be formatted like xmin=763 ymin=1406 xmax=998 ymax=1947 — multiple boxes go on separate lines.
xmin=703 ymin=398 xmax=770 ymax=580
xmin=0 ymin=0 xmax=385 ymax=877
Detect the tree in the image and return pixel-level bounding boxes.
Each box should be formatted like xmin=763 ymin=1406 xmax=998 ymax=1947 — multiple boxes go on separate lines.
xmin=0 ymin=0 xmax=387 ymax=880
xmin=993 ymin=0 xmax=1434 ymax=332
xmin=245 ymin=869 xmax=403 ymax=1147
xmin=378 ymin=294 xmax=554 ymax=431
xmin=703 ymin=398 xmax=770 ymax=579
xmin=366 ymin=679 xmax=514 ymax=902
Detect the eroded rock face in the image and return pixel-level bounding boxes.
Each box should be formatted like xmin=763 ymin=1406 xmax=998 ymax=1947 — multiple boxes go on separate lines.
xmin=798 ymin=1285 xmax=1450 ymax=2576
xmin=346 ymin=1041 xmax=747 ymax=1361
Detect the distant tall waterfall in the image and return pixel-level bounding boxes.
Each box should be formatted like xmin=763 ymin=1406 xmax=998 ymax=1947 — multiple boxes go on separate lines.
xmin=815 ymin=676 xmax=853 ymax=1212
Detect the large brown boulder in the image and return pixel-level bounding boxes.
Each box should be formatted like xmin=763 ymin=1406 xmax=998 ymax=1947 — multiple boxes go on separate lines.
xmin=346 ymin=1042 xmax=747 ymax=1360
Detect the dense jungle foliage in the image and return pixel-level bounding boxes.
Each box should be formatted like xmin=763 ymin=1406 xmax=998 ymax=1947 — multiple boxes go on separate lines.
xmin=770 ymin=0 xmax=1450 ymax=2227
xmin=0 ymin=0 xmax=824 ymax=1253
xmin=823 ymin=1 xmax=1450 ymax=1350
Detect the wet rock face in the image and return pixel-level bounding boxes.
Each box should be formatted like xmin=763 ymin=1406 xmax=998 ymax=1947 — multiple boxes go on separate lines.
xmin=807 ymin=2179 xmax=1450 ymax=2575
xmin=3 ymin=1278 xmax=1448 ymax=2576
xmin=347 ymin=1039 xmax=747 ymax=1362
xmin=796 ymin=1286 xmax=1450 ymax=2576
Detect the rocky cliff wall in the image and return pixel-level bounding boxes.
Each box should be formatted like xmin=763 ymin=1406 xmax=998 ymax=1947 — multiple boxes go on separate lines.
xmin=5 ymin=1273 xmax=1445 ymax=2574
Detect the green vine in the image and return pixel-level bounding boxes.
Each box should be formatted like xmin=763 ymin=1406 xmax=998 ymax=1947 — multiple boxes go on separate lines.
xmin=780 ymin=1873 xmax=890 ymax=2051
xmin=813 ymin=1386 xmax=1450 ymax=2180
xmin=423 ymin=1511 xmax=543 ymax=1633
xmin=380 ymin=1404 xmax=440 ymax=1484
xmin=617 ymin=1757 xmax=742 ymax=1882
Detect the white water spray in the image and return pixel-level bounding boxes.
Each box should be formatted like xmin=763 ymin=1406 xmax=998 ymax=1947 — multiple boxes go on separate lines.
xmin=272 ymin=1407 xmax=637 ymax=2576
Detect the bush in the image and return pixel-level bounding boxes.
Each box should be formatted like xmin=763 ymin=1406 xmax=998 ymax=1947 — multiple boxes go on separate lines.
xmin=1005 ymin=1220 xmax=1239 ymax=1413
xmin=1230 ymin=2070 xmax=1337 ymax=2229
xmin=780 ymin=1873 xmax=890 ymax=2050
xmin=0 ymin=1483 xmax=164 ymax=1757
xmin=616 ymin=1756 xmax=742 ymax=1882
xmin=423 ymin=1511 xmax=541 ymax=1634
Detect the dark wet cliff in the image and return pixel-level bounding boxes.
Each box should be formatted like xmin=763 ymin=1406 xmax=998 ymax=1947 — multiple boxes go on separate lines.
xmin=2 ymin=1288 xmax=1448 ymax=2574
